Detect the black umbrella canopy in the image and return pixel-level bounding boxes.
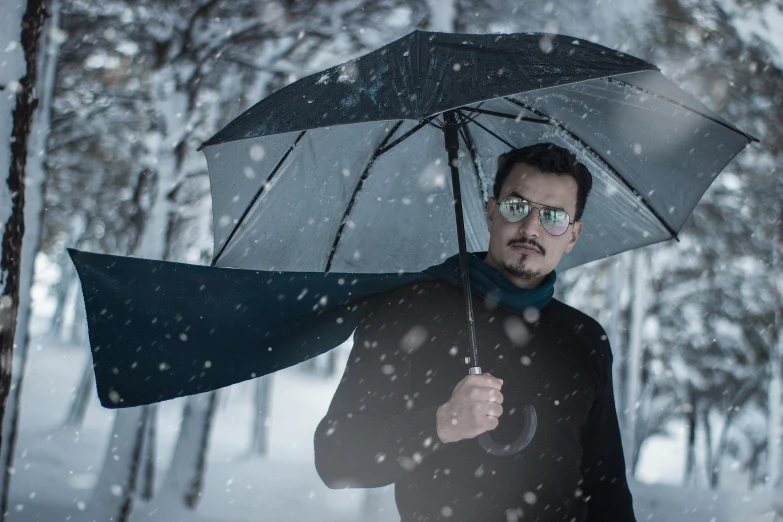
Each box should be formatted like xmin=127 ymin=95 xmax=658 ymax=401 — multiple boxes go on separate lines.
xmin=200 ymin=30 xmax=756 ymax=274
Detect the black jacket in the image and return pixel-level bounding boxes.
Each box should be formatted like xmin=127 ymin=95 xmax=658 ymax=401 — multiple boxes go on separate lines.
xmin=314 ymin=281 xmax=636 ymax=522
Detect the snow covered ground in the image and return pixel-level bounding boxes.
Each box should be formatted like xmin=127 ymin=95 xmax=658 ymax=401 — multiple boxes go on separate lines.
xmin=6 ymin=263 xmax=783 ymax=521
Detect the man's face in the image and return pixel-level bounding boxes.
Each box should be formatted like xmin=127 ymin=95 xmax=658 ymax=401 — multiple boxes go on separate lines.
xmin=485 ymin=162 xmax=584 ymax=289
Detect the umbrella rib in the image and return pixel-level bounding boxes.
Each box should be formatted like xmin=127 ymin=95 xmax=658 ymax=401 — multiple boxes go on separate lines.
xmin=465 ymin=117 xmax=518 ymax=150
xmin=212 ymin=130 xmax=307 ymax=266
xmin=607 ymin=78 xmax=759 ymax=143
xmin=462 ymin=106 xmax=549 ymax=125
xmin=458 ymin=121 xmax=490 ymax=204
xmin=504 ymin=97 xmax=680 ymax=241
xmin=324 ymin=120 xmax=407 ymax=272
xmin=378 ymin=117 xmax=436 ymax=155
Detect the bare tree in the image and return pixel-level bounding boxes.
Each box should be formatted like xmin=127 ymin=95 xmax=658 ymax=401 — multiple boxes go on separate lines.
xmin=81 ymin=406 xmax=152 ymax=522
xmin=0 ymin=3 xmax=47 ymax=522
xmin=624 ymin=250 xmax=648 ymax=469
xmin=139 ymin=404 xmax=158 ymax=501
xmin=155 ymin=392 xmax=219 ymax=509
xmin=251 ymin=376 xmax=273 ymax=455
xmin=769 ymin=210 xmax=783 ymax=488
xmin=60 ymin=357 xmax=93 ymax=429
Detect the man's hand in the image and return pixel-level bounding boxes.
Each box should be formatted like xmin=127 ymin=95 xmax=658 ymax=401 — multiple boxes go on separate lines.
xmin=435 ymin=373 xmax=504 ymax=443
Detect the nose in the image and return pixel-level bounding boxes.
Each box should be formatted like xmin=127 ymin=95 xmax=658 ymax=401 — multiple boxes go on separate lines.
xmin=515 ymin=210 xmax=541 ymax=238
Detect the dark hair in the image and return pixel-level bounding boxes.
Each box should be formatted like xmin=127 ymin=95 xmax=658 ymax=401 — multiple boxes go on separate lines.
xmin=493 ymin=143 xmax=593 ymax=221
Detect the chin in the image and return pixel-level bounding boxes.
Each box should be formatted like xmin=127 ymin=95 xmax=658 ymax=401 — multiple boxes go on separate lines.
xmin=504 ymin=260 xmax=543 ymax=281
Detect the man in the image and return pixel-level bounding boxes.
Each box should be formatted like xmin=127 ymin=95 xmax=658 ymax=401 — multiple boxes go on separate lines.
xmin=314 ymin=143 xmax=636 ymax=522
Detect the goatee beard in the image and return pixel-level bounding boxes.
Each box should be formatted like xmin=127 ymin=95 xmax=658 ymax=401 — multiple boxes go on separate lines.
xmin=503 ymin=255 xmax=542 ymax=282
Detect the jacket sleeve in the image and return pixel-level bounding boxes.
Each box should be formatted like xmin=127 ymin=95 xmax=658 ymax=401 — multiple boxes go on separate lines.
xmin=580 ymin=333 xmax=637 ymax=522
xmin=313 ymin=293 xmax=445 ymax=489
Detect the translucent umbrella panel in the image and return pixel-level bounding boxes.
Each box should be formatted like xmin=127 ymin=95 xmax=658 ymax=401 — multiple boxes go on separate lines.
xmin=206 ymin=121 xmax=489 ymax=273
xmin=203 ymin=72 xmax=752 ymax=275
xmin=507 ymin=71 xmax=751 ymax=228
xmin=457 ymin=104 xmax=671 ymax=272
xmin=204 ymin=111 xmax=677 ymax=274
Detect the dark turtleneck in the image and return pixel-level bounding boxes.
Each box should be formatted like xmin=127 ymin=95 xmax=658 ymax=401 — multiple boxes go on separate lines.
xmin=314 ymin=280 xmax=636 ymax=522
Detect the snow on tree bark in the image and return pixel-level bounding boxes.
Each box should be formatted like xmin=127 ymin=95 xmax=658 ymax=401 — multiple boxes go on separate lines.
xmin=624 ymin=250 xmax=647 ymax=471
xmin=49 ymin=212 xmax=86 ymax=337
xmin=425 ymin=0 xmax=455 ymax=33
xmin=607 ymin=254 xmax=627 ymax=422
xmin=61 ymin=356 xmax=94 ymax=429
xmin=683 ymin=388 xmax=697 ymax=486
xmin=0 ymin=3 xmax=47 ymax=521
xmin=157 ymin=392 xmax=218 ymax=509
xmin=768 ymin=211 xmax=783 ymax=488
xmin=139 ymin=404 xmax=158 ymax=501
xmin=251 ymin=375 xmax=273 ymax=455
xmin=2 ymin=0 xmax=62 ymax=512
xmin=82 ymin=406 xmax=151 ymax=522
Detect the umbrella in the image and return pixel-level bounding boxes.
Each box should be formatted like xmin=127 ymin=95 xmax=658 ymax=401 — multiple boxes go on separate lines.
xmin=70 ymin=31 xmax=756 ymax=457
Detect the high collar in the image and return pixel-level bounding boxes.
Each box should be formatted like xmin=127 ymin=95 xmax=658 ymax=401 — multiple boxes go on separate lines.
xmin=424 ymin=252 xmax=556 ymax=314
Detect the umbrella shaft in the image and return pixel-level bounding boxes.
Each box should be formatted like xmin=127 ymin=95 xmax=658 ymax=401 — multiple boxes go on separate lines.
xmin=443 ymin=111 xmax=481 ymax=373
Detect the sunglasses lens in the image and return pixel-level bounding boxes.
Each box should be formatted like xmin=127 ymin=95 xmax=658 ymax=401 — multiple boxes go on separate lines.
xmin=540 ymin=207 xmax=570 ymax=236
xmin=499 ymin=199 xmax=530 ymax=222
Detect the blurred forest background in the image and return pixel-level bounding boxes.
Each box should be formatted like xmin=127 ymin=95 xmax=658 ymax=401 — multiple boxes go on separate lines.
xmin=1 ymin=0 xmax=782 ymax=520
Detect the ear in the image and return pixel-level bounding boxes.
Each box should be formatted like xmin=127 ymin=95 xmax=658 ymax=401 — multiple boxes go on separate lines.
xmin=486 ymin=197 xmax=497 ymax=232
xmin=563 ymin=220 xmax=584 ymax=254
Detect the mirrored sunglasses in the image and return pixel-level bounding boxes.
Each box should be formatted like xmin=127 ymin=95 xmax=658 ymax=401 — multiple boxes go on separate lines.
xmin=497 ymin=197 xmax=572 ymax=236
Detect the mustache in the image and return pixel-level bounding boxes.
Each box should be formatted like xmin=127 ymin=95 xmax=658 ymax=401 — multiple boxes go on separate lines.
xmin=508 ymin=239 xmax=545 ymax=255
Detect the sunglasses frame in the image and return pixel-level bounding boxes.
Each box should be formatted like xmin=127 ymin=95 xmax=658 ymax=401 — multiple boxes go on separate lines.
xmin=495 ymin=196 xmax=574 ymax=237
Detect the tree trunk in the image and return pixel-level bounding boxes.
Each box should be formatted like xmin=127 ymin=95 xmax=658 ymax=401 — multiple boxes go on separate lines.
xmin=746 ymin=438 xmax=767 ymax=491
xmin=624 ymin=250 xmax=646 ymax=464
xmin=683 ymin=390 xmax=697 ymax=486
xmin=701 ymin=406 xmax=714 ymax=489
xmin=84 ymin=407 xmax=150 ymax=522
xmin=139 ymin=404 xmax=157 ymax=501
xmin=325 ymin=349 xmax=338 ymax=378
xmin=769 ymin=211 xmax=783 ymax=488
xmin=631 ymin=378 xmax=653 ymax=475
xmin=0 ymin=3 xmax=47 ymax=522
xmin=251 ymin=375 xmax=273 ymax=455
xmin=158 ymin=392 xmax=218 ymax=509
xmin=69 ymin=286 xmax=87 ymax=345
xmin=1 ymin=0 xmax=59 ymax=502
xmin=47 ymin=257 xmax=72 ymax=335
xmin=425 ymin=0 xmax=455 ymax=32
xmin=50 ymin=213 xmax=86 ymax=337
xmin=711 ymin=411 xmax=734 ymax=489
xmin=607 ymin=255 xmax=627 ymax=431
xmin=61 ymin=356 xmax=93 ymax=429
xmin=82 ymin=76 xmax=179 ymax=515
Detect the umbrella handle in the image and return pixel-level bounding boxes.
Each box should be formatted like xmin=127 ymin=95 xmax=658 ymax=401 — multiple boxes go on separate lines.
xmin=477 ymin=404 xmax=537 ymax=457
xmin=469 ymin=366 xmax=538 ymax=456
xmin=444 ymin=111 xmax=538 ymax=457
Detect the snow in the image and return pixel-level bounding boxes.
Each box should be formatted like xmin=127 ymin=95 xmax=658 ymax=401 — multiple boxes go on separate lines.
xmin=425 ymin=0 xmax=455 ymax=33
xmin=10 ymin=0 xmax=783 ymax=518
xmin=7 ymin=271 xmax=783 ymax=521
xmin=720 ymin=0 xmax=783 ymax=70
xmin=0 ymin=0 xmax=27 ymax=233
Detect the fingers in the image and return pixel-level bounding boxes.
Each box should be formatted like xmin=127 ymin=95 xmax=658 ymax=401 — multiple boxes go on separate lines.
xmin=486 ymin=403 xmax=503 ymax=418
xmin=471 ymin=398 xmax=503 ymax=418
xmin=481 ymin=373 xmax=504 ymax=391
xmin=456 ymin=373 xmax=503 ymax=392
xmin=486 ymin=388 xmax=504 ymax=405
xmin=486 ymin=416 xmax=500 ymax=430
xmin=468 ymin=386 xmax=504 ymax=404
